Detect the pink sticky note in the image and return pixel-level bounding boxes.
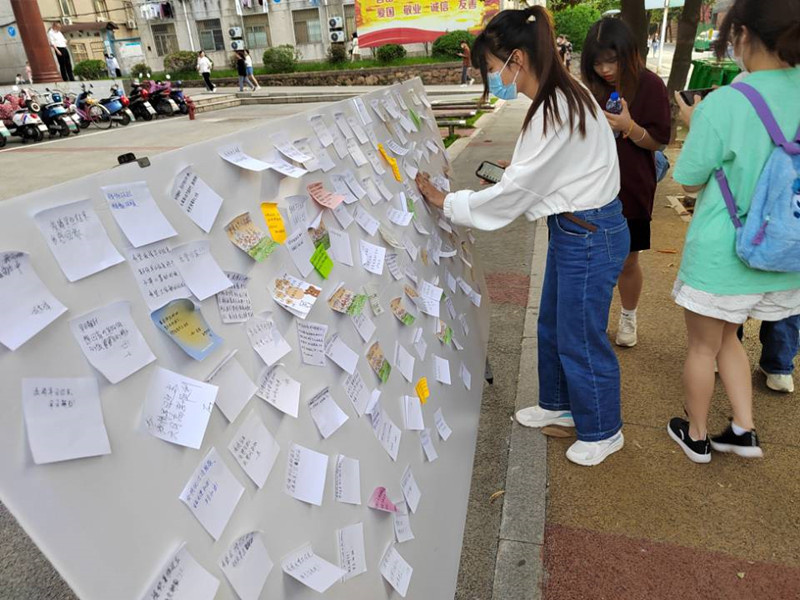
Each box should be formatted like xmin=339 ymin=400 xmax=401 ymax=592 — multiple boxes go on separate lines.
xmin=368 ymin=487 xmax=398 ymax=513
xmin=307 ymin=182 xmax=344 ymax=210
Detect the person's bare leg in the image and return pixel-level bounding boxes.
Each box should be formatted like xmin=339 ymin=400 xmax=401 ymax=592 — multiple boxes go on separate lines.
xmin=618 ymin=251 xmax=643 ymax=311
xmin=683 ymin=310 xmax=725 ymax=440
xmin=717 ymin=321 xmax=754 ymax=429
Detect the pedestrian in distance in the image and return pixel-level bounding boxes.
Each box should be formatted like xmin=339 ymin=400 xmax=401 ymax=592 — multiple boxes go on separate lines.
xmin=244 ymin=50 xmax=260 ymax=90
xmin=196 ymin=50 xmax=216 ymax=92
xmin=669 ymin=0 xmax=800 ymax=464
xmin=581 ymin=17 xmax=671 ymax=348
xmin=457 ymin=41 xmax=474 ymax=86
xmin=105 ymin=53 xmax=122 ymax=78
xmin=235 ymin=50 xmax=256 ymax=92
xmin=25 ymin=61 xmax=33 ymax=84
xmin=48 ymin=22 xmax=74 ymax=82
xmin=351 ymin=33 xmax=361 ymax=62
xmin=563 ymin=35 xmax=573 ymax=70
xmin=415 ymin=5 xmax=628 ymax=467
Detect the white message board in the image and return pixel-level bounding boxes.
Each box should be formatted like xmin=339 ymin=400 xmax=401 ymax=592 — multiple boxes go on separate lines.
xmin=0 ymin=79 xmax=490 ymax=600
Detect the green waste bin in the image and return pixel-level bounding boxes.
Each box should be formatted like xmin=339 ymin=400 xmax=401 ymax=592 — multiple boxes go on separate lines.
xmin=688 ymin=59 xmax=742 ymax=89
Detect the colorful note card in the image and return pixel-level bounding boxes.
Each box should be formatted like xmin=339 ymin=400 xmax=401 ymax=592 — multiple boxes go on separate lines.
xmin=310 ymin=243 xmax=334 ymax=279
xmin=260 ymin=202 xmax=287 ymax=244
xmin=415 ymin=377 xmax=430 ymax=404
xmin=151 ymin=299 xmax=222 ymax=361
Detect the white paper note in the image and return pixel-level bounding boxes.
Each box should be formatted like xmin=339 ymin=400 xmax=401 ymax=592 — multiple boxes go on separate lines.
xmin=271 ymin=132 xmax=314 ymax=163
xmin=33 ymin=199 xmax=124 ymax=282
xmin=394 ymin=343 xmax=415 ymax=383
xmin=69 ymin=300 xmax=155 ymax=384
xmin=216 ymin=271 xmax=253 ymax=324
xmin=171 ymin=166 xmax=223 ymax=233
xmin=308 ymin=387 xmax=349 ymax=439
xmin=246 ymin=313 xmax=291 ymax=366
xmin=21 ymin=377 xmax=111 ymax=465
xmin=171 ymin=240 xmax=232 ymax=301
xmin=342 ymin=370 xmax=371 ymax=417
xmin=359 ymin=240 xmax=385 ymax=275
xmin=206 ymin=355 xmax=256 ymax=423
xmin=284 ymin=227 xmax=316 ymax=278
xmin=255 ymin=364 xmax=301 ymax=418
xmin=337 ymin=523 xmax=367 ymax=581
xmin=281 ymin=544 xmax=346 ymax=593
xmin=125 ymin=242 xmax=191 ymax=311
xmin=0 ymin=252 xmax=67 ymax=351
xmin=296 ymin=320 xmax=328 ymax=367
xmin=228 ymin=409 xmax=281 ymax=488
xmin=324 ymin=333 xmax=359 ymax=374
xmin=420 ymin=428 xmax=438 ymax=462
xmin=413 ymin=327 xmax=427 ymax=361
xmin=334 ymin=454 xmax=361 ymax=505
xmin=328 ymin=228 xmax=353 ymax=266
xmin=434 ymin=355 xmax=451 ymax=385
xmin=402 ymin=395 xmax=424 ymax=431
xmin=369 ymin=401 xmax=401 ymax=461
xmin=143 ymin=367 xmax=217 ymax=448
xmin=354 ymin=205 xmax=380 ymax=236
xmin=332 ymin=202 xmax=354 ymax=229
xmin=460 ymin=362 xmax=472 ymax=390
xmin=218 ymin=143 xmax=269 ymax=171
xmin=400 ymin=465 xmax=421 ymax=513
xmin=101 ymin=181 xmax=176 ymax=247
xmin=393 ymin=500 xmax=415 ymax=543
xmin=350 ymin=311 xmax=376 ymax=343
xmin=380 ymin=545 xmax=413 ymax=598
xmin=309 ymin=114 xmax=334 ymax=147
xmin=140 ymin=543 xmax=219 ymax=600
xmin=434 ymin=407 xmax=452 ymax=441
xmin=284 ymin=443 xmax=329 ymax=506
xmin=219 ymin=532 xmax=273 ymax=600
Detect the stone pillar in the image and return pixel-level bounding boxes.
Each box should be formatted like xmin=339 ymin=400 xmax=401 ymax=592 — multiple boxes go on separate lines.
xmin=10 ymin=0 xmax=61 ymax=83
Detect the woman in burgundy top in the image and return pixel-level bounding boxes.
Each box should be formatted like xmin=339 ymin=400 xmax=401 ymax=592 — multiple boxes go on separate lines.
xmin=581 ymin=17 xmax=671 ymax=348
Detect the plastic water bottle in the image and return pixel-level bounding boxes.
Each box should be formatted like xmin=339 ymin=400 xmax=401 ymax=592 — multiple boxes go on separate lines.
xmin=606 ymin=91 xmax=623 ymax=138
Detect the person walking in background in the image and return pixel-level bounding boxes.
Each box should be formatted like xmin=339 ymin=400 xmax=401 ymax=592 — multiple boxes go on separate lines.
xmin=581 ymin=18 xmax=671 ymax=348
xmin=416 ymin=5 xmax=628 ymax=467
xmin=668 ymin=0 xmax=800 ymax=463
xmin=25 ymin=61 xmax=32 ymax=84
xmin=48 ymin=22 xmax=74 ymax=82
xmin=564 ymin=35 xmax=573 ymax=70
xmin=105 ymin=54 xmax=121 ymax=78
xmin=457 ymin=41 xmax=474 ymax=86
xmin=235 ymin=51 xmax=256 ymax=92
xmin=351 ymin=33 xmax=361 ymax=62
xmin=244 ymin=50 xmax=260 ymax=91
xmin=196 ymin=50 xmax=216 ymax=92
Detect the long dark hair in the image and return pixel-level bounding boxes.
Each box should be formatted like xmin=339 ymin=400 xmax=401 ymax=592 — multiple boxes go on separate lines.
xmin=580 ymin=18 xmax=643 ymax=105
xmin=716 ymin=0 xmax=800 ymax=65
xmin=472 ymin=5 xmax=597 ymax=137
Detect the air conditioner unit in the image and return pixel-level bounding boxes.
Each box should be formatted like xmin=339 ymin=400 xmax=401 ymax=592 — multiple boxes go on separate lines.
xmin=231 ymin=40 xmax=245 ymax=50
xmin=328 ymin=16 xmax=343 ymax=29
xmin=96 ymin=16 xmax=106 ymax=22
xmin=60 ymin=17 xmax=73 ymax=26
xmin=229 ymin=26 xmax=243 ymax=38
xmin=329 ymin=30 xmax=345 ymax=43
xmin=126 ymin=19 xmax=137 ymax=29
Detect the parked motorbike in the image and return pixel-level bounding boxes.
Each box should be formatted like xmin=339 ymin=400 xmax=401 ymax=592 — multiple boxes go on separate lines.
xmin=142 ymin=77 xmax=180 ymax=117
xmin=99 ymin=82 xmax=135 ymax=126
xmin=127 ymin=79 xmax=157 ymax=122
xmin=0 ymin=87 xmax=48 ymax=143
xmin=165 ymin=74 xmax=190 ymax=115
xmin=35 ymin=88 xmax=80 ymax=137
xmin=66 ymin=84 xmax=112 ymax=130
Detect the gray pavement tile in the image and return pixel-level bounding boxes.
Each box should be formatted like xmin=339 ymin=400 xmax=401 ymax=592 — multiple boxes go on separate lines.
xmin=499 ymin=424 xmax=547 ymax=546
xmin=491 ymin=540 xmax=543 ymax=600
xmin=514 ymin=338 xmax=538 ymax=413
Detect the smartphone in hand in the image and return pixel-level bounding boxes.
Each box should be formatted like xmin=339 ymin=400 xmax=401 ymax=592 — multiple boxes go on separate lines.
xmin=475 ymin=161 xmax=506 ymax=184
xmin=679 ymin=88 xmax=714 ymax=106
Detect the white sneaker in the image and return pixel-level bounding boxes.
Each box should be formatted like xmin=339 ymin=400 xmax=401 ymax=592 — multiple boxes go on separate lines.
xmin=469 ymin=78 xmax=475 ymax=85
xmin=459 ymin=83 xmax=467 ymax=87
xmin=516 ymin=406 xmax=575 ymax=428
xmin=566 ymin=432 xmax=624 ymax=466
xmin=615 ymin=313 xmax=638 ymax=347
xmin=761 ymin=367 xmax=795 ymax=393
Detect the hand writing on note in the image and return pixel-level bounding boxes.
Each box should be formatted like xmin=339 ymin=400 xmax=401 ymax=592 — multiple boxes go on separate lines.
xmin=415 ymin=172 xmax=446 ymax=209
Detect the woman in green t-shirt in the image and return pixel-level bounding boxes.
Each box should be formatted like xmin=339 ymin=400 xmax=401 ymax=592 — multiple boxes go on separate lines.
xmin=668 ymin=0 xmax=800 ymax=464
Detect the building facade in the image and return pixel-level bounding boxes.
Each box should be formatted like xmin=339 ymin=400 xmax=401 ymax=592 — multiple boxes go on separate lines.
xmin=135 ymin=0 xmax=357 ymax=72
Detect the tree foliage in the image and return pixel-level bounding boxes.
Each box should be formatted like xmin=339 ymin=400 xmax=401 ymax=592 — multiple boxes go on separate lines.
xmin=73 ymin=59 xmax=106 ymax=80
xmin=431 ymin=30 xmax=476 ymax=58
xmin=376 ymin=44 xmax=407 ymax=64
xmin=163 ymin=51 xmax=199 ymax=74
xmin=552 ymin=4 xmax=602 ymax=51
xmin=262 ymin=45 xmax=300 ymax=73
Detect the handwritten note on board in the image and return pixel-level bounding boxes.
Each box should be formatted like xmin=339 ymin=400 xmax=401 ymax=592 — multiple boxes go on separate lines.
xmin=151 ymin=299 xmax=222 ymax=361
xmin=170 ymin=166 xmax=223 ymax=233
xmin=220 ymin=532 xmax=273 ymax=600
xmin=140 ymin=543 xmax=219 ymax=600
xmin=125 ymin=242 xmax=191 ymax=312
xmin=255 ymin=364 xmax=301 ymax=418
xmin=101 ymin=181 xmax=176 ymax=248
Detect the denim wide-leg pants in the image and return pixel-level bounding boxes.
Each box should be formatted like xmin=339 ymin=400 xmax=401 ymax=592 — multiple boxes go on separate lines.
xmin=537 ymin=198 xmax=629 ymax=442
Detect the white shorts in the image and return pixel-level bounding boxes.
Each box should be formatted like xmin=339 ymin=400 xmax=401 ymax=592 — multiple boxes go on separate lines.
xmin=672 ymin=279 xmax=800 ymax=324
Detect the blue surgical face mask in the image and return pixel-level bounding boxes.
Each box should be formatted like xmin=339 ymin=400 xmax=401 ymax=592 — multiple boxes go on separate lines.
xmin=488 ymin=54 xmax=520 ymax=100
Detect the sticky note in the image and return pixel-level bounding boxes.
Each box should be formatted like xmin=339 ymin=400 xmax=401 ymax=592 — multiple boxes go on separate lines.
xmin=415 ymin=377 xmax=430 ymax=404
xmin=378 ymin=144 xmax=403 ymax=182
xmin=310 ymin=244 xmax=334 ymax=279
xmin=260 ymin=202 xmax=287 ymax=244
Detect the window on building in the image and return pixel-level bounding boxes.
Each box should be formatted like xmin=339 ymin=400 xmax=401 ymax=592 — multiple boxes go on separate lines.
xmin=93 ymin=0 xmax=109 ymax=19
xmin=244 ymin=15 xmax=271 ymax=49
xmin=293 ymin=9 xmax=322 ymax=45
xmin=71 ymin=42 xmax=88 ymax=63
xmin=58 ymin=0 xmax=76 ymax=17
xmin=198 ymin=19 xmax=225 ymax=52
xmin=344 ymin=4 xmax=355 ymax=39
xmin=151 ymin=23 xmax=178 ymax=56
xmin=90 ymin=41 xmax=105 ymax=59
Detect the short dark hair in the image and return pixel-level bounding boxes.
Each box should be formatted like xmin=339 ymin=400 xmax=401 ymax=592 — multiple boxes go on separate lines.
xmin=716 ymin=0 xmax=800 ymax=65
xmin=472 ymin=6 xmax=597 ymax=137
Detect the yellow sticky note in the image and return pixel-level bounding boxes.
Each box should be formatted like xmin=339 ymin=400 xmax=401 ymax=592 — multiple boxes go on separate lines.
xmin=260 ymin=202 xmax=287 ymax=244
xmin=416 ymin=377 xmax=430 ymax=404
xmin=378 ymin=144 xmax=403 ymax=182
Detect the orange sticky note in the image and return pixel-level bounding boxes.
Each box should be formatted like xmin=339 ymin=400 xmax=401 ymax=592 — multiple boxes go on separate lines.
xmin=378 ymin=144 xmax=403 ymax=182
xmin=416 ymin=377 xmax=430 ymax=404
xmin=260 ymin=202 xmax=287 ymax=244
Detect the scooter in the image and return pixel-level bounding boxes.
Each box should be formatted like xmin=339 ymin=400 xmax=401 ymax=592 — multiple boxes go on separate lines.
xmin=0 ymin=120 xmax=10 ymax=147
xmin=99 ymin=83 xmax=134 ymax=126
xmin=36 ymin=88 xmax=80 ymax=137
xmin=143 ymin=77 xmax=179 ymax=116
xmin=69 ymin=84 xmax=112 ymax=130
xmin=127 ymin=78 xmax=157 ymax=121
xmin=0 ymin=88 xmax=48 ymax=143
xmin=165 ymin=74 xmax=190 ymax=115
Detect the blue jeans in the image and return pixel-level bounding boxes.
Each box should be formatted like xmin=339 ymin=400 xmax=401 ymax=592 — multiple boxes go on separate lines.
xmin=760 ymin=315 xmax=800 ymax=375
xmin=538 ymin=198 xmax=630 ymax=441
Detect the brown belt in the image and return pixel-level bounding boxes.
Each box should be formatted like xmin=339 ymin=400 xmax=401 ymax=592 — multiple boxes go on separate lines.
xmin=561 ymin=212 xmax=598 ymax=232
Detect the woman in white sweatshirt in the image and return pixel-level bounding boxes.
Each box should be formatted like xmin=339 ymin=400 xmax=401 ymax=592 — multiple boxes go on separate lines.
xmin=416 ymin=5 xmax=628 ymax=466
xmin=196 ymin=50 xmax=216 ymax=92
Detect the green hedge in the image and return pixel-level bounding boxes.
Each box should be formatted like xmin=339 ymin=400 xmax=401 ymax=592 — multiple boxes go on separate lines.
xmin=432 ymin=30 xmax=475 ymax=59
xmin=553 ymin=4 xmax=601 ymax=52
xmin=327 ymin=43 xmax=348 ymax=64
xmin=376 ymin=44 xmax=407 ymax=64
xmin=130 ymin=62 xmax=151 ymax=78
xmin=73 ymin=59 xmax=106 ymax=80
xmin=262 ymin=45 xmax=299 ymax=74
xmin=163 ymin=51 xmax=198 ymax=74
